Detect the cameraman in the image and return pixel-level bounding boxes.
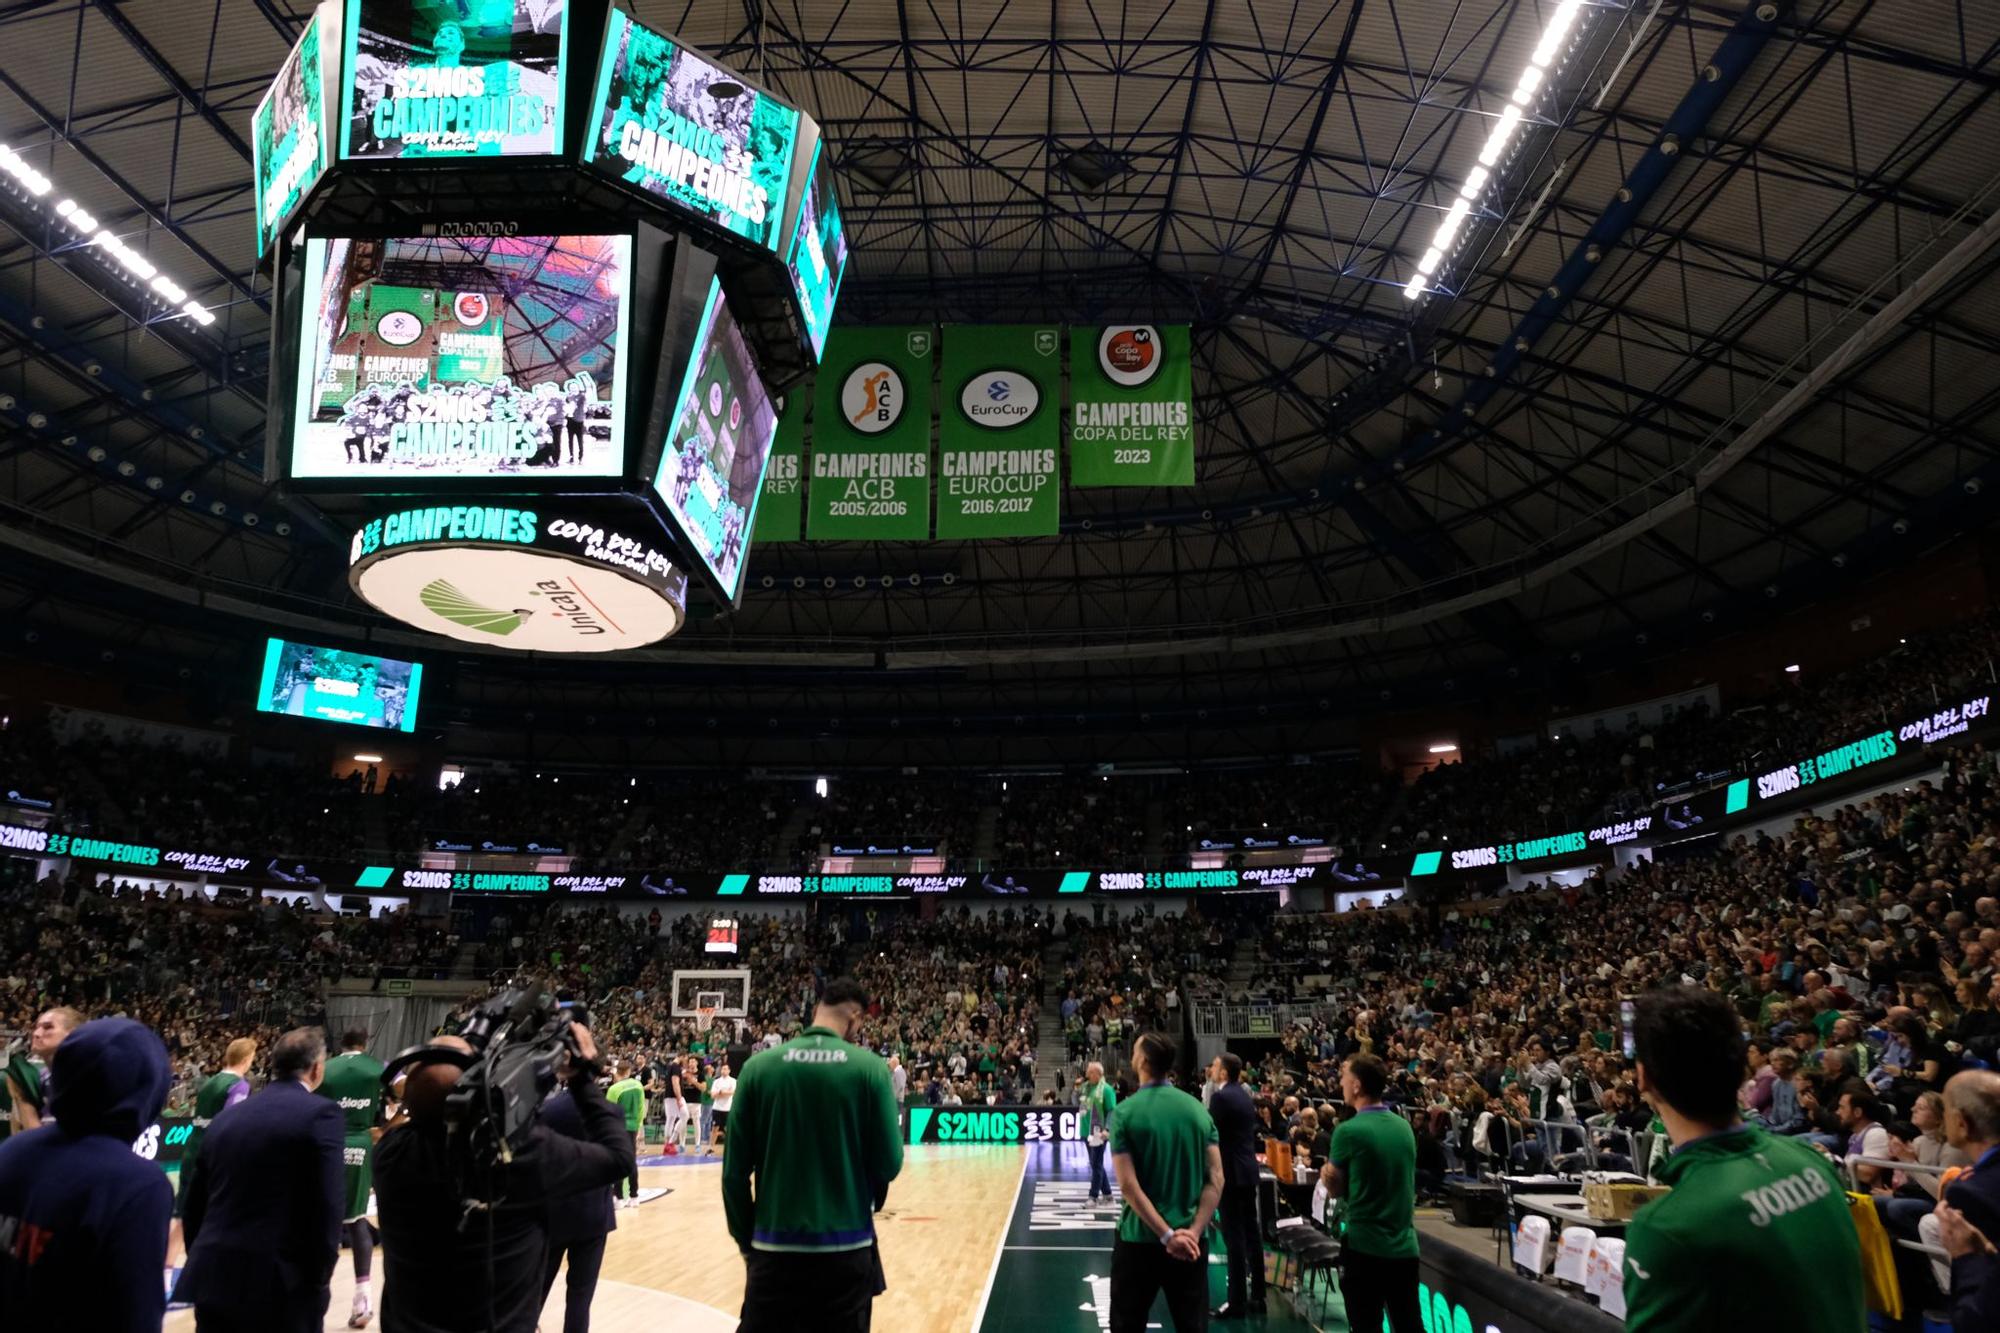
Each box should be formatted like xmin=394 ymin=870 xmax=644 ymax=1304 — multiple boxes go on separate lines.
xmin=373 ymin=1021 xmax=634 ymax=1333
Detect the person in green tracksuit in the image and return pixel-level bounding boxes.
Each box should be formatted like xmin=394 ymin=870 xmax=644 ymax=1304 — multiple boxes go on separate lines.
xmin=722 ymin=976 xmax=903 ymax=1333
xmin=176 ymin=1037 xmax=256 ymax=1226
xmin=1623 ymin=987 xmax=1865 ymax=1333
xmin=317 ymin=1029 xmax=385 ymax=1329
xmin=607 ymin=1061 xmax=645 ymax=1204
xmin=0 ymin=1046 xmax=42 ymax=1144
xmin=1082 ymin=1060 xmax=1117 ymax=1201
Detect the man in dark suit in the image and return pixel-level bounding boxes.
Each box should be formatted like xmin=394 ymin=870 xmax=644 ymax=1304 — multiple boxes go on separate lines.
xmin=174 ymin=1026 xmax=345 ymax=1332
xmin=539 ymin=1084 xmax=617 ymax=1333
xmin=1206 ymin=1053 xmax=1266 ymax=1318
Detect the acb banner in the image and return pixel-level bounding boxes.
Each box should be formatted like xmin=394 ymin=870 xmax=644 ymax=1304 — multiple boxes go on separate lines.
xmin=807 ymin=327 xmax=934 ymax=540
xmin=936 ymin=326 xmax=1062 ymax=538
xmin=1068 ymin=324 xmax=1195 ymax=487
xmin=752 ymin=395 xmax=805 ymax=543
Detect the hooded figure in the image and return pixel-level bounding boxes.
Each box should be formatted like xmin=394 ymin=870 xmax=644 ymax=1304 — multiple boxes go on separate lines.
xmin=0 ymin=1017 xmax=173 ymax=1333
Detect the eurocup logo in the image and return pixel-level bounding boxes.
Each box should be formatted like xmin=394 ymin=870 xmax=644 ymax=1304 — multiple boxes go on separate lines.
xmin=960 ymin=369 xmax=1040 ymax=428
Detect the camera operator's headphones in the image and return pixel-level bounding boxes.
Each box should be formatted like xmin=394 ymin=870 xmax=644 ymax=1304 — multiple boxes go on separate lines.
xmin=380 ymin=1040 xmax=477 ymax=1090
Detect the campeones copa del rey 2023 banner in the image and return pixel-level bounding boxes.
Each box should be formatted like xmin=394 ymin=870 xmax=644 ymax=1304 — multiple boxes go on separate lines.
xmin=583 ymin=11 xmax=800 ymax=252
xmin=341 ymin=0 xmax=567 ymax=160
xmin=291 ymin=233 xmax=631 ymax=481
xmin=1068 ymin=324 xmax=1195 ymax=487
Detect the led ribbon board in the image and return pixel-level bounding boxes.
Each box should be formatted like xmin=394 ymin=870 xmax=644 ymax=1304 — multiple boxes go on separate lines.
xmin=290 ymin=233 xmax=632 ymax=484
xmin=252 ymin=6 xmax=335 ymax=257
xmin=349 ymin=503 xmax=689 ymax=651
xmin=582 ymin=11 xmax=800 ymax=252
xmin=340 ymin=0 xmax=568 ymax=160
xmin=652 ymin=278 xmax=780 ymax=603
xmin=256 ymin=636 xmax=424 ymax=731
xmin=784 ymin=140 xmax=848 ymax=361
xmin=905 ymin=1106 xmax=1085 ymax=1145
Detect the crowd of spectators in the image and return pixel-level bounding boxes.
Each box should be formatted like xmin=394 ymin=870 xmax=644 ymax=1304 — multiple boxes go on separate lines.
xmin=791 ymin=775 xmax=983 ymax=869
xmin=1397 ymin=611 xmax=2000 ymax=846
xmin=995 ymin=776 xmax=1154 ymax=866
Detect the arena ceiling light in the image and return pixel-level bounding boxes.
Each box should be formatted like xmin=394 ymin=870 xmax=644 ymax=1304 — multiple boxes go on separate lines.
xmin=353 ymin=753 xmax=384 ymax=764
xmin=1404 ymin=0 xmax=1588 ymax=301
xmin=0 ymin=143 xmax=216 ymax=327
xmin=1428 ymin=743 xmax=1460 ymax=753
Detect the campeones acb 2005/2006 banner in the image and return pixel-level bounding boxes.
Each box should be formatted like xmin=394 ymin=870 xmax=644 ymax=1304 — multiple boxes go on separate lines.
xmin=342 ymin=0 xmax=567 ymax=160
xmin=583 ymin=11 xmax=799 ymax=251
xmin=291 ymin=233 xmax=632 ymax=482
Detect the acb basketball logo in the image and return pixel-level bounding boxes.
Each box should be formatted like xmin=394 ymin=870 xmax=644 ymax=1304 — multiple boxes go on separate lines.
xmin=1098 ymin=325 xmax=1162 ymax=388
xmin=840 ymin=361 xmax=905 ymax=435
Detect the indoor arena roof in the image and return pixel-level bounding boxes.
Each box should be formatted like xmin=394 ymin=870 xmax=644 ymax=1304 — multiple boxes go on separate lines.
xmin=1 ymin=0 xmax=1998 ymax=732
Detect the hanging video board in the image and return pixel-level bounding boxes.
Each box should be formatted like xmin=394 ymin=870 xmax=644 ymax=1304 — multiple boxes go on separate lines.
xmin=252 ymin=5 xmax=335 ymax=257
xmin=288 ymin=232 xmax=632 ymax=485
xmin=340 ymin=0 xmax=568 ymax=160
xmin=652 ymin=279 xmax=780 ymax=603
xmin=784 ymin=140 xmax=848 ymax=361
xmin=581 ymin=11 xmax=800 ymax=252
xmin=255 ymin=637 xmax=423 ymax=732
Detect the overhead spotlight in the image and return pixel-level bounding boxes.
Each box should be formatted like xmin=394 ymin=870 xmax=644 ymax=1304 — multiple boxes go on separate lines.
xmin=1763 ymin=584 xmax=1779 ymax=598
xmin=760 ymin=574 xmax=774 ymax=589
xmin=87 ymin=446 xmax=107 ymax=463
xmin=274 ymin=522 xmax=291 ymax=537
xmin=60 ymin=434 xmax=77 ymax=446
xmin=179 ymin=489 xmax=196 ymax=504
xmin=145 ymin=476 xmax=162 ymax=490
xmin=1966 ymin=478 xmax=1983 ymax=495
xmin=242 ymin=513 xmax=259 ymax=527
xmin=1659 ymin=134 xmax=1681 ymax=156
xmin=208 ymin=500 xmax=227 ymax=516
xmin=791 ymin=575 xmax=805 ymax=589
xmin=941 ymin=571 xmax=956 ymax=586
xmin=26 ymin=412 xmax=46 ymax=429
xmin=1892 ymin=518 xmax=1910 ymax=535
xmin=1831 ymin=552 xmax=1847 ymax=567
xmin=115 ymin=460 xmax=135 ymax=476
xmin=1700 ymin=609 xmax=1715 ymax=623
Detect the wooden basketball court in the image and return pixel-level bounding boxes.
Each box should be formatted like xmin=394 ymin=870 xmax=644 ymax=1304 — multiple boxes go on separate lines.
xmin=166 ymin=1141 xmax=1330 ymax=1331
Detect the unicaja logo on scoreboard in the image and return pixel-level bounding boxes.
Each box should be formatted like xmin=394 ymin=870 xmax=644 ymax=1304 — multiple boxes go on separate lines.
xmin=1097 ymin=325 xmax=1162 ymax=387
xmin=959 ymin=370 xmax=1040 ymax=428
xmin=841 ymin=362 xmax=905 ymax=434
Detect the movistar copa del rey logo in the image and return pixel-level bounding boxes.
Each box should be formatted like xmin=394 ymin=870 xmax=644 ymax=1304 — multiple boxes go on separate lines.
xmin=419 ymin=579 xmax=531 ymax=637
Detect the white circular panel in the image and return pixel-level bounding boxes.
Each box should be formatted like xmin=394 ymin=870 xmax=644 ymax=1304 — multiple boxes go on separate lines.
xmin=355 ymin=547 xmax=683 ymax=652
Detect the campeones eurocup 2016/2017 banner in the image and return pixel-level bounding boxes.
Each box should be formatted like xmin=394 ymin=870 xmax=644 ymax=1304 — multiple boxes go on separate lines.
xmin=290 ymin=233 xmax=631 ymax=482
xmin=654 ymin=279 xmax=781 ymax=602
xmin=807 ymin=327 xmax=935 ymax=540
xmin=584 ymin=10 xmax=800 ymax=252
xmin=1069 ymin=324 xmax=1196 ymax=487
xmin=341 ymin=0 xmax=567 ymax=160
xmin=937 ymin=326 xmax=1062 ymax=538
xmin=252 ymin=10 xmax=331 ymax=258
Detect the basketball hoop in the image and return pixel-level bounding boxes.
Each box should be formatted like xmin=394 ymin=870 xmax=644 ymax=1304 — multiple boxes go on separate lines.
xmin=696 ymin=1006 xmax=717 ymax=1033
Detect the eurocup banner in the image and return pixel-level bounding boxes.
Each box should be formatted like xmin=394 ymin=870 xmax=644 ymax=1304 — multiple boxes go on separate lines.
xmin=1068 ymin=324 xmax=1196 ymax=486
xmin=340 ymin=0 xmax=567 ymax=160
xmin=936 ymin=326 xmax=1062 ymax=537
xmin=752 ymin=395 xmax=805 ymax=543
xmin=251 ymin=7 xmax=332 ymax=257
xmin=583 ymin=11 xmax=800 ymax=252
xmin=290 ymin=233 xmax=631 ymax=481
xmin=806 ymin=327 xmax=934 ymax=541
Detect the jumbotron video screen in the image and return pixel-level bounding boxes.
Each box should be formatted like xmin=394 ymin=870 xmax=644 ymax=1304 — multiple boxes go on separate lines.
xmin=289 ymin=233 xmax=632 ymax=482
xmin=341 ymin=0 xmax=567 ymax=160
xmin=654 ymin=279 xmax=779 ymax=602
xmin=255 ymin=637 xmax=424 ymax=732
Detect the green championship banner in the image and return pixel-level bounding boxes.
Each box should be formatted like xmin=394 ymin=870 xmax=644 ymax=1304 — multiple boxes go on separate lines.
xmin=807 ymin=327 xmax=934 ymax=540
xmin=936 ymin=326 xmax=1062 ymax=538
xmin=1068 ymin=324 xmax=1195 ymax=487
xmin=753 ymin=395 xmax=805 ymax=543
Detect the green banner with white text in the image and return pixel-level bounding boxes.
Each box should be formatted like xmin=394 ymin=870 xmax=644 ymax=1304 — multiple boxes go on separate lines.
xmin=936 ymin=326 xmax=1062 ymax=538
xmin=1068 ymin=324 xmax=1195 ymax=487
xmin=752 ymin=395 xmax=805 ymax=543
xmin=807 ymin=326 xmax=934 ymax=540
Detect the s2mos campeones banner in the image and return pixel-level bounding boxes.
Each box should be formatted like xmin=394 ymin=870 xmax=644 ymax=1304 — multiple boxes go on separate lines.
xmin=807 ymin=327 xmax=934 ymax=540
xmin=904 ymin=1106 xmax=1083 ymax=1144
xmin=1068 ymin=324 xmax=1195 ymax=487
xmin=341 ymin=0 xmax=567 ymax=160
xmin=251 ymin=7 xmax=331 ymax=257
xmin=751 ymin=395 xmax=805 ymax=543
xmin=937 ymin=326 xmax=1062 ymax=538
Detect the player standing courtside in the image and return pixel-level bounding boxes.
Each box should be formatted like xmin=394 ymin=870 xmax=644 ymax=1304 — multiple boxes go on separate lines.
xmin=1109 ymin=1032 xmax=1223 ymax=1333
xmin=317 ymin=1028 xmax=385 ymax=1328
xmin=723 ymin=977 xmax=904 ymax=1332
xmin=607 ymin=1060 xmax=645 ymax=1207
xmin=171 ymin=1038 xmax=255 ymax=1265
